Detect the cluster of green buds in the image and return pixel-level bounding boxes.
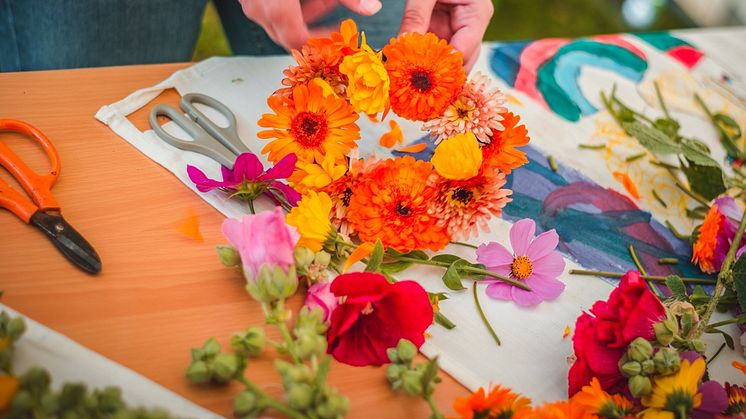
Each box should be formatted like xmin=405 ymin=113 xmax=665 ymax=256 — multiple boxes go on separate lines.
xmin=653 ymin=302 xmax=705 ymax=353
xmin=186 ymin=338 xmax=245 ymax=385
xmin=8 ymin=367 xmax=171 ymax=419
xmin=230 ymin=327 xmax=265 ymax=358
xmin=245 ymin=265 xmax=299 ymax=305
xmin=386 ymin=340 xmax=441 ymax=403
xmin=271 ymin=358 xmax=349 ymax=419
xmin=619 ymin=338 xmax=681 ymax=398
xmin=294 ymin=247 xmax=332 ymax=284
xmin=0 ymin=310 xmax=26 ymax=374
xmin=291 ymin=307 xmax=328 ymax=361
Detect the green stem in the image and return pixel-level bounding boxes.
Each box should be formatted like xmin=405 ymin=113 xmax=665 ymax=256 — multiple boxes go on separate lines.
xmin=698 ymin=212 xmax=746 ymax=336
xmin=707 ymin=342 xmax=727 ymax=365
xmin=450 ymin=241 xmax=479 ymax=250
xmin=425 ymin=394 xmax=444 ymax=419
xmin=706 ymin=317 xmax=745 ymax=329
xmin=654 ymin=81 xmax=671 ymax=119
xmin=238 ymin=376 xmax=307 ymax=419
xmin=269 ymin=300 xmax=300 ymax=363
xmin=395 ymin=256 xmax=530 ymax=290
xmin=569 ymin=269 xmax=715 ymax=285
xmin=473 ymin=282 xmax=500 ymax=346
xmin=693 ymin=93 xmax=714 ymax=118
xmin=247 ymin=199 xmax=256 ymax=215
xmin=628 ymin=244 xmax=661 ymax=297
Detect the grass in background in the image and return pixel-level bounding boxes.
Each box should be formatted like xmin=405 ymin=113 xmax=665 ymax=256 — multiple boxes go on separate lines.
xmin=192 ymin=0 xmax=692 ymax=60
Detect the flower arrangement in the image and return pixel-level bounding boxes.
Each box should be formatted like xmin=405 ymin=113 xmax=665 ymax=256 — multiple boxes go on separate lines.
xmin=183 ymin=18 xmax=746 ymax=419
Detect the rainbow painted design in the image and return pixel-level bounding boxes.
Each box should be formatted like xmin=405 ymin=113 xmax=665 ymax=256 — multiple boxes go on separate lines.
xmin=634 ymin=32 xmax=704 ymax=69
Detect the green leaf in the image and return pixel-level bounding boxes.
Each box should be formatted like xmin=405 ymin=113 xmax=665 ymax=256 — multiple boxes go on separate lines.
xmin=380 ymin=260 xmax=413 ymax=274
xmin=420 ymin=357 xmax=440 ymax=396
xmin=713 ymin=113 xmax=743 ymax=159
xmin=734 ymin=254 xmax=746 ymax=312
xmin=681 ymin=139 xmax=719 ymax=167
xmin=401 ymin=250 xmax=429 ymax=261
xmin=431 ymin=254 xmax=463 ymax=264
xmin=458 ymin=262 xmax=486 ymax=280
xmin=653 ymin=118 xmax=681 ymax=139
xmin=434 ymin=311 xmax=456 ymax=329
xmin=442 ymin=260 xmax=467 ymax=291
xmin=681 ymin=158 xmax=726 ymax=201
xmin=689 ymin=285 xmax=709 ymax=306
xmin=706 ymin=327 xmax=735 ymax=350
xmin=365 ymin=240 xmax=384 ymax=272
xmin=622 ymin=121 xmax=680 ymax=154
xmin=427 ymin=292 xmax=448 ymax=304
xmin=664 ymin=275 xmax=687 ymax=301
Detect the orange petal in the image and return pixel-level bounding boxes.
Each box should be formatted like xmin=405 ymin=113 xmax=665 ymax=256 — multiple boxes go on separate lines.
xmin=733 ymin=361 xmax=746 ymax=375
xmin=563 ymin=325 xmax=571 ymax=339
xmin=395 ymin=143 xmax=428 ymax=153
xmin=613 ymin=171 xmax=640 ymax=200
xmin=343 ymin=242 xmax=375 ymax=272
xmin=379 ymin=120 xmax=403 ymax=148
xmin=176 ymin=208 xmax=204 ymax=242
xmin=0 ymin=375 xmax=19 ymax=410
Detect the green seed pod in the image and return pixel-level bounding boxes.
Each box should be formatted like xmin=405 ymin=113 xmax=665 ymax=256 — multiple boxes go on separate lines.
xmin=233 ymin=391 xmax=258 ymax=415
xmin=10 ymin=390 xmax=34 ymax=414
xmin=294 ymin=247 xmax=315 ymax=270
xmin=628 ymin=375 xmax=652 ymax=398
xmin=287 ymin=365 xmax=314 ymax=384
xmin=288 ymin=383 xmax=313 ymax=410
xmin=202 ymin=338 xmax=221 ymax=357
xmin=386 ymin=347 xmax=399 ymax=364
xmin=213 ymin=353 xmax=240 ymax=383
xmin=314 ymin=251 xmax=332 ymax=267
xmin=186 ymin=360 xmax=211 ymax=384
xmin=620 ymin=361 xmax=642 ymax=377
xmin=401 ymin=370 xmax=423 ymax=396
xmin=653 ymin=322 xmax=674 ymax=346
xmin=653 ymin=348 xmax=680 ymax=375
xmin=386 ymin=364 xmax=403 ymax=383
xmin=230 ymin=327 xmax=265 ymax=357
xmin=396 ymin=339 xmax=418 ymax=363
xmin=7 ymin=317 xmax=26 ymax=340
xmin=641 ymin=359 xmax=656 ymax=375
xmin=627 ymin=337 xmax=653 ymax=362
xmin=21 ymin=367 xmax=51 ymax=393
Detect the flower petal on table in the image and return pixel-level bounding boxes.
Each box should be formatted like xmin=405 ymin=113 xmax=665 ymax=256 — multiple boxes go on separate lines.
xmin=526 ymin=229 xmax=559 ymax=261
xmin=509 ymin=218 xmax=535 ymax=256
xmin=525 ymin=274 xmax=565 ymax=300
xmin=532 ymin=252 xmax=565 ymax=278
xmin=476 ymin=242 xmax=514 ymax=266
xmin=485 ymin=282 xmax=514 ymax=301
xmin=511 ymin=286 xmax=543 ymax=307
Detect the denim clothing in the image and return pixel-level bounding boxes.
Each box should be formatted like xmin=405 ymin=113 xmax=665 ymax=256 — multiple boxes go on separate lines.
xmin=0 ymin=0 xmax=403 ymax=72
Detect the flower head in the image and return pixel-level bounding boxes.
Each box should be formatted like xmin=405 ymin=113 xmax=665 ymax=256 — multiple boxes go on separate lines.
xmin=453 ymin=386 xmax=531 ymax=419
xmin=347 ymin=156 xmax=449 ymax=252
xmin=724 ymin=382 xmax=746 ymax=417
xmin=288 ymin=154 xmax=348 ymax=194
xmin=570 ymin=378 xmax=634 ymax=418
xmin=476 ymin=219 xmax=566 ymax=307
xmin=286 ymin=191 xmax=334 ymax=252
xmin=568 ymin=271 xmax=666 ymax=396
xmin=383 ymin=32 xmax=466 ymax=121
xmin=222 ymin=208 xmax=300 ymax=280
xmin=326 ymin=272 xmax=433 ymax=366
xmin=513 ymin=401 xmax=574 ymax=419
xmin=428 ymin=170 xmax=512 ymax=240
xmin=423 ymin=72 xmax=507 ymax=144
xmin=480 ymin=111 xmax=530 ymax=174
xmin=304 ymin=281 xmax=338 ymax=323
xmin=641 ymin=358 xmax=727 ymax=419
xmin=431 ymin=132 xmax=483 ymax=180
xmin=692 ymin=196 xmax=745 ymax=274
xmin=258 ymin=81 xmax=360 ymax=165
xmin=339 ymin=36 xmax=389 ymax=115
xmin=187 ymin=152 xmax=301 ymax=206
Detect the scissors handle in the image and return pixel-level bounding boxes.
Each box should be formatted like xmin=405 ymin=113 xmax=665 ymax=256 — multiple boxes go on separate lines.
xmin=181 ymin=93 xmax=250 ymax=156
xmin=0 ymin=119 xmax=61 ymax=222
xmin=149 ymin=104 xmax=237 ymax=168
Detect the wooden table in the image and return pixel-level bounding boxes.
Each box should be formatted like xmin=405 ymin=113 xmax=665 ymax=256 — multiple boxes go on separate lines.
xmin=0 ymin=64 xmax=469 ymax=417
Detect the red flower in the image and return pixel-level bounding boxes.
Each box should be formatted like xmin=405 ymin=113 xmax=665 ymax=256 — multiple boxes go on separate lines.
xmin=568 ymin=271 xmax=666 ymax=396
xmin=327 ymin=272 xmax=433 ymax=366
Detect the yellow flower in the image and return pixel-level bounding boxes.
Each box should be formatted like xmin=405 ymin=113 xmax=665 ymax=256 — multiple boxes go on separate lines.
xmin=431 ymin=132 xmax=482 ymax=180
xmin=311 ymin=77 xmax=338 ymax=98
xmin=641 ymin=358 xmax=705 ymax=419
xmin=338 ymin=35 xmax=389 ymax=115
xmin=291 ymin=155 xmax=348 ymax=191
xmin=286 ymin=191 xmax=334 ymax=252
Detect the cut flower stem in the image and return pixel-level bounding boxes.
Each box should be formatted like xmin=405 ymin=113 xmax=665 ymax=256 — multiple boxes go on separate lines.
xmin=569 ymin=269 xmax=715 ymax=285
xmin=473 ymin=282 xmax=500 ymax=346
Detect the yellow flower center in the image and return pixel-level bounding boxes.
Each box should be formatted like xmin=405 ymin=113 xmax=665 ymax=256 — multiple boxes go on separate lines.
xmin=291 ymin=111 xmax=328 ymax=148
xmin=447 ymin=187 xmax=474 ymax=207
xmin=511 ymin=256 xmax=533 ymax=280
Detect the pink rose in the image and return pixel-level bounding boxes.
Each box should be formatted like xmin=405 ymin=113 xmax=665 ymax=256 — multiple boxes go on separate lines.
xmin=304 ymin=282 xmax=338 ymax=322
xmin=221 ymin=207 xmax=299 ymax=280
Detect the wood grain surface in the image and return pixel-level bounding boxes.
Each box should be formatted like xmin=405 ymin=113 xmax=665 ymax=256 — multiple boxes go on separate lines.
xmin=0 ymin=63 xmax=469 ymax=417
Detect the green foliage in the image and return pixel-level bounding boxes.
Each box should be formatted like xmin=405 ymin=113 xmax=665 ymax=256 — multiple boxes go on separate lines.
xmin=733 ymin=254 xmax=746 ymax=312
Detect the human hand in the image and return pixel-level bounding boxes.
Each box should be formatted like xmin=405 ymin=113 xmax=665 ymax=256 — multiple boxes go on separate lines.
xmin=399 ymin=0 xmax=494 ymax=71
xmin=238 ymin=0 xmax=383 ymax=52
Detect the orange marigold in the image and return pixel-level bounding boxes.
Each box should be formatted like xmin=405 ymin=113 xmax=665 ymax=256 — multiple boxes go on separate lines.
xmin=383 ymin=32 xmax=466 ymax=121
xmin=692 ymin=204 xmax=725 ymax=274
xmin=453 ymin=386 xmax=531 ymax=419
xmin=570 ymin=378 xmax=635 ymax=418
xmin=481 ymin=111 xmax=530 ymax=174
xmin=513 ymin=401 xmax=586 ymax=419
xmin=257 ymin=81 xmax=360 ymax=164
xmin=347 ymin=156 xmax=449 ymax=251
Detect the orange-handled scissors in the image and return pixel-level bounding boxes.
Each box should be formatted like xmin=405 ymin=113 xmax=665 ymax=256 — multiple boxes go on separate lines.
xmin=0 ymin=119 xmax=101 ymax=274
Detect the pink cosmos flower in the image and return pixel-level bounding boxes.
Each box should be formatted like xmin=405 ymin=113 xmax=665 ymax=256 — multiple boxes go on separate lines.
xmin=476 ymin=218 xmax=566 ymax=306
xmin=221 ymin=207 xmax=299 ymax=280
xmin=187 ymin=152 xmax=301 ymax=207
xmin=304 ymin=282 xmax=338 ymax=322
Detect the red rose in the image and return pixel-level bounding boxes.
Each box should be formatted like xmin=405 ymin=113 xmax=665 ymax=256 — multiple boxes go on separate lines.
xmin=568 ymin=271 xmax=666 ymax=396
xmin=327 ymin=272 xmax=433 ymax=366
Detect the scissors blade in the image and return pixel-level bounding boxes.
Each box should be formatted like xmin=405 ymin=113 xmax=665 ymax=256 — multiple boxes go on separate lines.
xmin=29 ymin=211 xmax=102 ymax=274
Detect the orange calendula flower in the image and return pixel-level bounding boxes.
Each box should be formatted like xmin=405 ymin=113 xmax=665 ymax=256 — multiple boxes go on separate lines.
xmin=0 ymin=375 xmax=19 ymax=411
xmin=383 ymin=32 xmax=466 ymax=121
xmin=339 ymin=35 xmax=389 ymax=115
xmin=570 ymin=378 xmax=634 ymax=418
xmin=453 ymin=386 xmax=531 ymax=419
xmin=347 ymin=156 xmax=449 ymax=252
xmin=280 ymin=20 xmax=359 ymax=97
xmin=289 ymin=155 xmax=348 ymax=193
xmin=258 ymin=81 xmax=360 ymax=165
xmin=513 ymin=401 xmax=579 ymax=419
xmin=428 ymin=169 xmax=512 ymax=240
xmin=431 ymin=132 xmax=483 ymax=180
xmin=480 ymin=112 xmax=530 ymax=174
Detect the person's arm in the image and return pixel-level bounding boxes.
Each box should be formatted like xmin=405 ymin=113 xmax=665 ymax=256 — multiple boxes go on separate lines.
xmin=399 ymin=0 xmax=494 ymax=70
xmin=238 ymin=0 xmax=383 ymax=51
